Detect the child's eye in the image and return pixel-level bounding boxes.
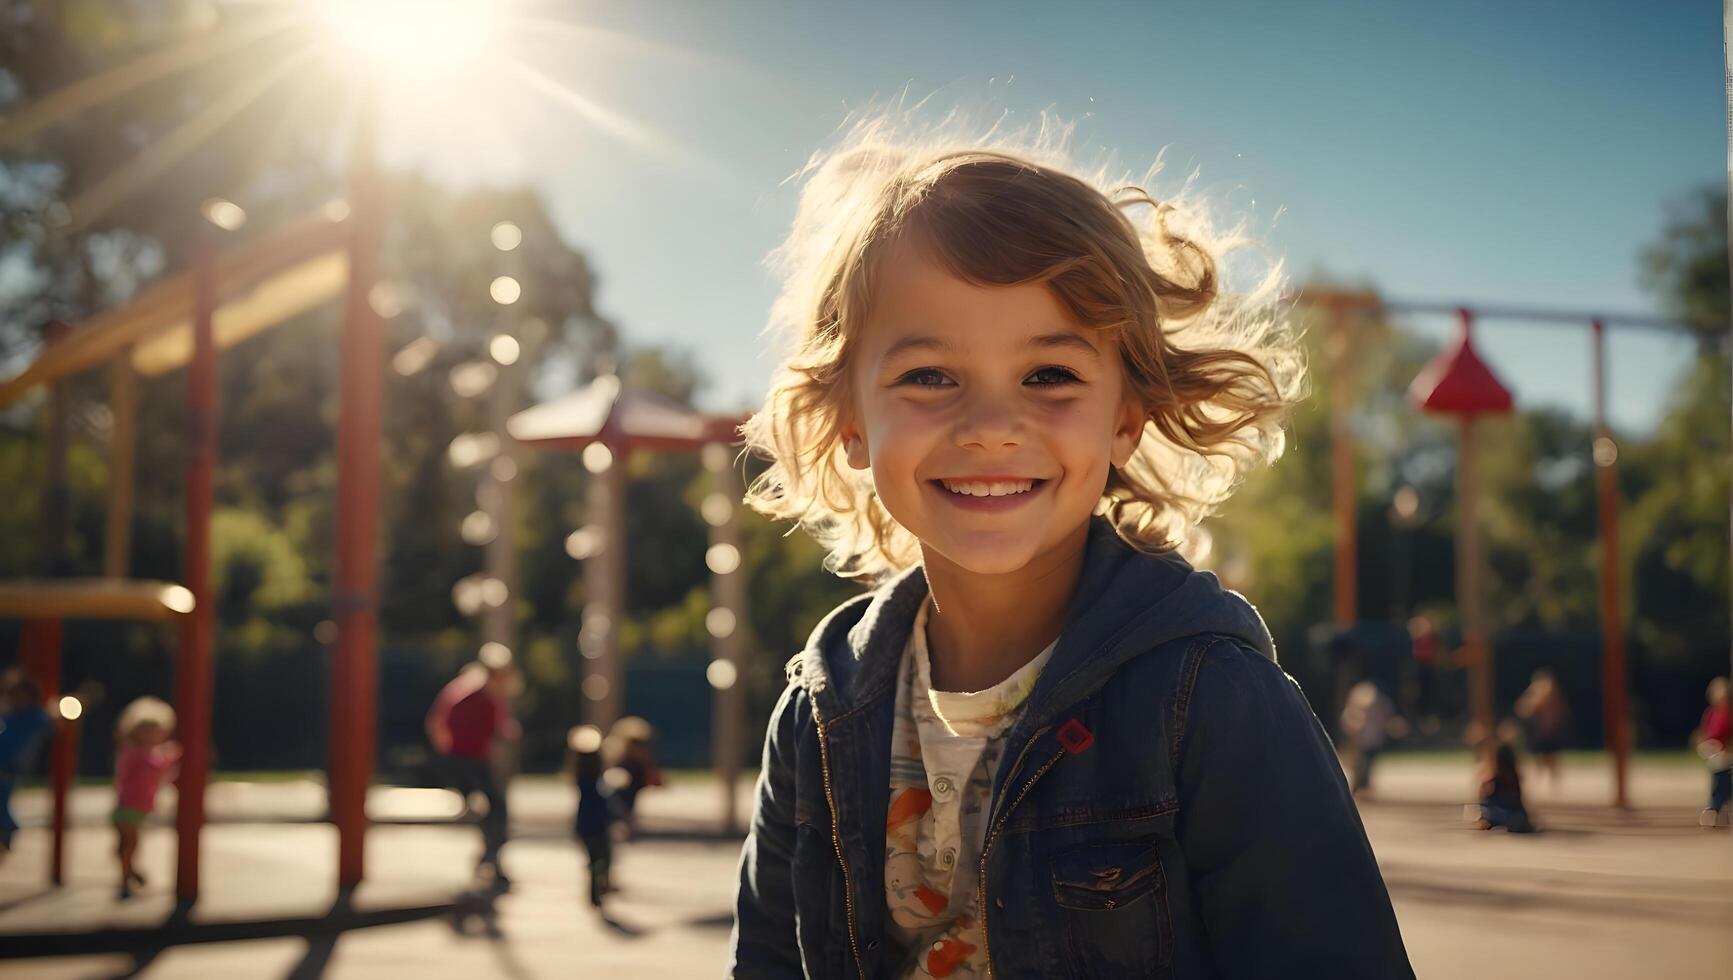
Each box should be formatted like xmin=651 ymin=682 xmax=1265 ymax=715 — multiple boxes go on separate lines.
xmin=1027 ymin=366 xmax=1081 ymax=387
xmin=896 ymin=368 xmax=954 ymax=388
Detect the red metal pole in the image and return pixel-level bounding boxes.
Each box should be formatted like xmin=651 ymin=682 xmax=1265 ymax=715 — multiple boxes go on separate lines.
xmin=174 ymin=237 xmax=218 ymax=903
xmin=331 ymin=85 xmax=384 ymax=890
xmin=1457 ymin=414 xmax=1493 ymax=743
xmin=1591 ymin=320 xmax=1630 ymax=807
xmin=19 ymin=619 xmax=59 ymax=692
xmin=48 ymin=709 xmax=78 ymax=886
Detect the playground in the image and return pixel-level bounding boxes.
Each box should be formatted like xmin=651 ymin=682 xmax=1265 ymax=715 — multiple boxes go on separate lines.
xmin=1 ymin=2 xmax=1729 ymax=978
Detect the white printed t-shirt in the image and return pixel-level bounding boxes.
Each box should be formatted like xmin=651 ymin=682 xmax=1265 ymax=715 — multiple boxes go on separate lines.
xmin=885 ymin=596 xmax=1057 ymax=979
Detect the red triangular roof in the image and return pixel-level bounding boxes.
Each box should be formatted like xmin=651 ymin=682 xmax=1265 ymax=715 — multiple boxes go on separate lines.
xmin=1410 ymin=310 xmax=1514 ymax=415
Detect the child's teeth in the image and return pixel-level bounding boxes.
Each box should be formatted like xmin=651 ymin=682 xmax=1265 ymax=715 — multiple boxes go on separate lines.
xmin=943 ymin=479 xmax=1034 ymax=497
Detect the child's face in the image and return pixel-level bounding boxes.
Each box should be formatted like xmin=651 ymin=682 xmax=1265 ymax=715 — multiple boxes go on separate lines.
xmin=841 ymin=242 xmax=1144 ymax=577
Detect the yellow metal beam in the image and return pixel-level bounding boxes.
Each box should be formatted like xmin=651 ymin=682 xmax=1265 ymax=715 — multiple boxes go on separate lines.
xmin=0 ymin=210 xmax=348 ymax=406
xmin=0 ymin=579 xmax=193 ymax=622
xmin=132 ymin=250 xmax=347 ymax=377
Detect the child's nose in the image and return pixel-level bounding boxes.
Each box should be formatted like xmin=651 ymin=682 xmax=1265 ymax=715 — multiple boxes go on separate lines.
xmin=952 ymin=398 xmax=1023 ymax=450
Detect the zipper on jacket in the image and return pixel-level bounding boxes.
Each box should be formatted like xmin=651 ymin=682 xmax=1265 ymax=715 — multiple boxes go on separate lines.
xmin=813 ymin=709 xmax=867 ymax=980
xmin=976 ymin=727 xmax=1065 ymax=978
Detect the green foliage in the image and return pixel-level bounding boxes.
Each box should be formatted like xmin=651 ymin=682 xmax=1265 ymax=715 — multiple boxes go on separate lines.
xmin=1642 ymin=188 xmax=1730 ymax=340
xmin=1623 ymin=356 xmax=1731 ymax=671
xmin=1626 ymin=183 xmax=1731 ymax=722
xmin=209 ymin=507 xmax=312 ymax=621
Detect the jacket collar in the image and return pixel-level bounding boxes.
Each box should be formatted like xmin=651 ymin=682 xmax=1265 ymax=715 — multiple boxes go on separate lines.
xmin=795 ymin=517 xmax=1275 ymax=725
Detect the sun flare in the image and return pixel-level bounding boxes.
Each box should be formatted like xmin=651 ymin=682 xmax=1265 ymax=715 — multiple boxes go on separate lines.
xmin=317 ymin=0 xmax=502 ymax=80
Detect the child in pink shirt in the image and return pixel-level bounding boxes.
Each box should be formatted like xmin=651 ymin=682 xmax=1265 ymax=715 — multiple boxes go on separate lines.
xmin=113 ymin=697 xmax=180 ymax=899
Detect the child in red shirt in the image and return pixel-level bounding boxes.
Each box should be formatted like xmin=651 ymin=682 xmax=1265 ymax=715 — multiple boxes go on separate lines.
xmin=1696 ymin=677 xmax=1731 ymax=828
xmin=113 ymin=697 xmax=180 ymax=899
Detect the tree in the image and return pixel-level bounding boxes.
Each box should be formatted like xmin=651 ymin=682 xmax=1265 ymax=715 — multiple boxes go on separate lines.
xmin=1643 ymin=188 xmax=1730 ymax=343
xmin=1624 ymin=184 xmax=1730 ymax=736
xmin=1 ymin=1 xmax=336 ymax=364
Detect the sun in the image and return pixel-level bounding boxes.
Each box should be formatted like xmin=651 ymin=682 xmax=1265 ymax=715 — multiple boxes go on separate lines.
xmin=317 ymin=0 xmax=503 ymax=81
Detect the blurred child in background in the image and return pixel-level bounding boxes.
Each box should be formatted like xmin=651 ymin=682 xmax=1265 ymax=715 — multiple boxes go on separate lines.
xmin=427 ymin=659 xmax=521 ymax=889
xmin=1473 ymin=741 xmax=1534 ymax=834
xmin=0 ymin=673 xmax=54 ymax=865
xmin=1694 ymin=677 xmax=1731 ymax=829
xmin=1514 ymin=668 xmax=1571 ymax=792
xmin=568 ymin=725 xmax=616 ymax=908
xmin=605 ymin=716 xmax=662 ymax=836
xmin=1340 ymin=680 xmax=1408 ymax=796
xmin=113 ymin=697 xmax=180 ymax=899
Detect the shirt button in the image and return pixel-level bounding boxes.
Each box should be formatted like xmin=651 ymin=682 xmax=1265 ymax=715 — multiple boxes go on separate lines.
xmin=996 ymin=898 xmax=1005 ymax=909
xmin=932 ymin=776 xmax=955 ymax=798
xmin=939 ymin=847 xmax=957 ymax=868
xmin=932 ymin=941 xmax=945 ymax=952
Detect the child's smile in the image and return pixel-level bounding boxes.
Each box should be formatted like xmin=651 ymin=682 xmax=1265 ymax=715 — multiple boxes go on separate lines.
xmin=929 ymin=476 xmax=1047 ymax=512
xmin=841 ymin=239 xmax=1145 ymax=578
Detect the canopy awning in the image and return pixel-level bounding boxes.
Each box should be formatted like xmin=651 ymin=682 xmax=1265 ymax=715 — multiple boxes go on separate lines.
xmin=507 ymin=374 xmax=745 ymax=453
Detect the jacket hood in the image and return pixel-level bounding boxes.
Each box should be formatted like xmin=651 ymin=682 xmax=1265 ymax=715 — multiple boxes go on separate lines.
xmin=795 ymin=517 xmax=1275 ymax=726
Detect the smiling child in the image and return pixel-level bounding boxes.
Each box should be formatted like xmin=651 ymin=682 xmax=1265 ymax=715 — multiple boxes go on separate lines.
xmin=730 ymin=119 xmax=1413 ymax=979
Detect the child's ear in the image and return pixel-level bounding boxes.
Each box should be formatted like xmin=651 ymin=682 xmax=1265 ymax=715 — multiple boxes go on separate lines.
xmin=838 ymin=419 xmax=871 ymax=470
xmin=1110 ymin=395 xmax=1146 ymax=469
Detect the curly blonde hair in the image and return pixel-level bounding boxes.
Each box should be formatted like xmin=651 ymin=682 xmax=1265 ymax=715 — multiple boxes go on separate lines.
xmin=742 ymin=114 xmax=1305 ymax=581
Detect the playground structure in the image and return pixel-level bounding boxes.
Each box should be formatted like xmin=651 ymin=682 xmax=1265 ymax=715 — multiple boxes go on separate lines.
xmin=0 ymin=581 xmax=192 ymax=889
xmin=0 ymin=57 xmax=763 ymax=900
xmin=507 ymin=375 xmax=751 ymax=833
xmin=1302 ymin=288 xmax=1663 ymax=806
xmin=0 ymin=198 xmax=369 ymax=903
xmin=1410 ymin=309 xmax=1514 ymax=744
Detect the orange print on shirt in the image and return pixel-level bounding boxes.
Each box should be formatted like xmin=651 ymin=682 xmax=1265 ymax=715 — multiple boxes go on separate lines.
xmin=925 ymin=938 xmax=977 ymax=977
xmin=913 ymin=883 xmax=948 ymax=915
xmin=886 ymin=788 xmax=933 ymax=832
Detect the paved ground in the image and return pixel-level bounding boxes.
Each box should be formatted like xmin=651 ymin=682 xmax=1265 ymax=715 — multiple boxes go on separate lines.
xmin=0 ymin=756 xmax=1728 ymax=978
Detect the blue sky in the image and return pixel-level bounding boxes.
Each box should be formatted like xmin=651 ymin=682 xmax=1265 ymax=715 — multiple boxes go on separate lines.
xmin=378 ymin=0 xmax=1722 ymax=434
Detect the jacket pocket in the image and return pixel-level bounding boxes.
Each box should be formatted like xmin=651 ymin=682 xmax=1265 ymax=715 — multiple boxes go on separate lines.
xmin=1050 ymin=840 xmax=1172 ymax=979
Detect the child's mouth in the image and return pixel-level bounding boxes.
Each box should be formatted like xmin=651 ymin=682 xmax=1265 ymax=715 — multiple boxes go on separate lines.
xmin=929 ymin=478 xmax=1047 ymax=512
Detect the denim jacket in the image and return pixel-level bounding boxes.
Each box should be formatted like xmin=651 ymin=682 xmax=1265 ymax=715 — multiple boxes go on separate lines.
xmin=731 ymin=519 xmax=1414 ymax=979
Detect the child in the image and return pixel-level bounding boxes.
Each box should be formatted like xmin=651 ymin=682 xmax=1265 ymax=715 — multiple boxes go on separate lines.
xmin=1694 ymin=677 xmax=1731 ymax=828
xmin=730 ymin=121 xmax=1412 ymax=978
xmin=428 ymin=660 xmax=520 ymax=889
xmin=1513 ymin=668 xmax=1570 ymax=791
xmin=604 ymin=716 xmax=663 ymax=837
xmin=0 ymin=674 xmax=55 ymax=864
xmin=1340 ymin=680 xmax=1404 ymax=797
xmin=113 ymin=697 xmax=180 ymax=899
xmin=568 ymin=724 xmax=616 ymax=907
xmin=1473 ymin=741 xmax=1534 ymax=833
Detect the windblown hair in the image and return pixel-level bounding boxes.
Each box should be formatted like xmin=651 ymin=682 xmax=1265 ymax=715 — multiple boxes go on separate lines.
xmin=742 ymin=114 xmax=1305 ymax=581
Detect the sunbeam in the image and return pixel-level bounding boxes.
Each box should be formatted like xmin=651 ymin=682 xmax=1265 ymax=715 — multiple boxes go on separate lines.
xmin=502 ymin=14 xmax=784 ymax=89
xmin=503 ymin=59 xmax=676 ymax=157
xmin=501 ymin=57 xmax=747 ymax=190
xmin=66 ymin=43 xmax=319 ymax=231
xmin=0 ymin=12 xmax=299 ymax=150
